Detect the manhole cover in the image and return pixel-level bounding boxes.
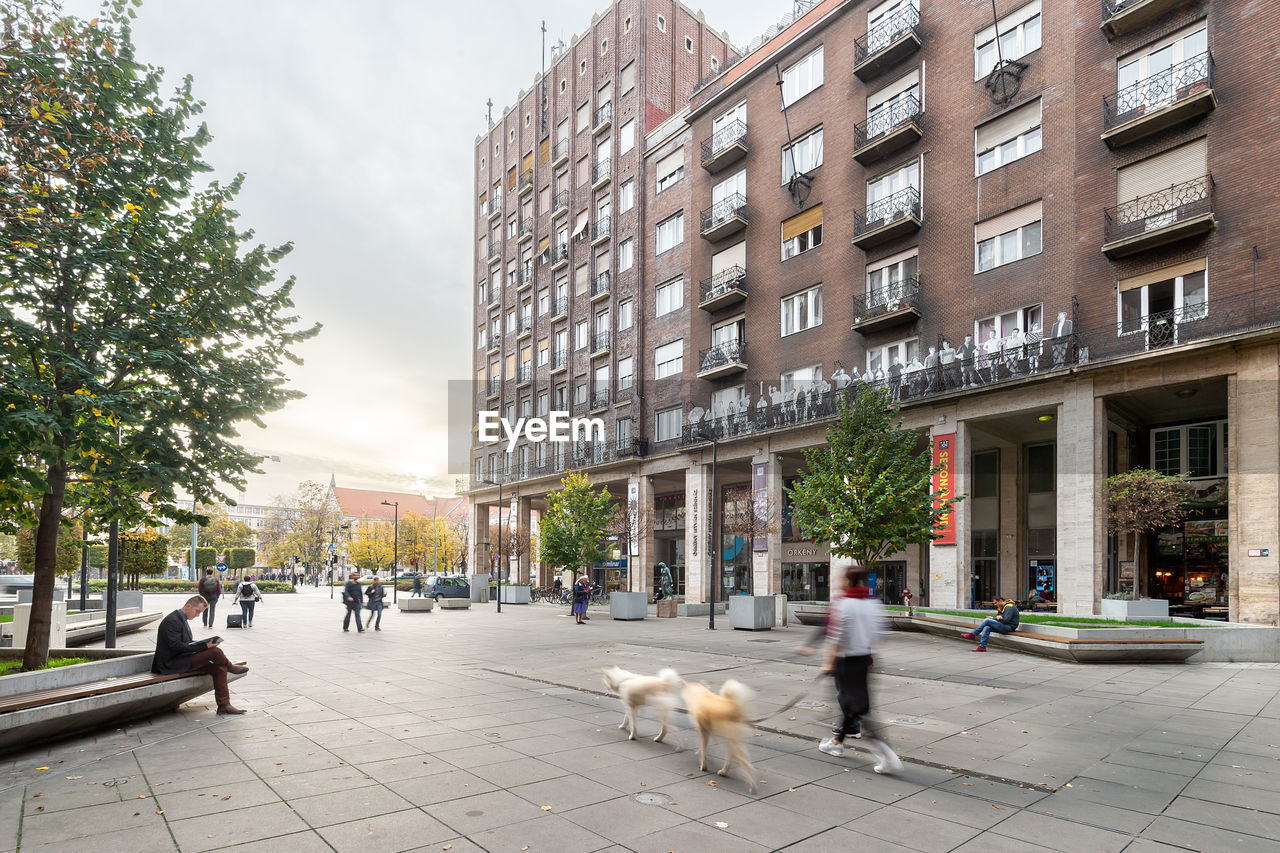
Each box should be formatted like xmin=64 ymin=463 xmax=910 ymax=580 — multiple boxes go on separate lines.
xmin=634 ymin=792 xmax=672 ymax=806
xmin=483 ymin=732 xmax=502 ymax=738
xmin=465 ymin=810 xmax=484 ymax=817
xmin=796 ymin=700 xmax=825 ymax=709
xmin=890 ymin=716 xmax=925 ymax=725
xmin=747 ymin=638 xmax=780 ymax=643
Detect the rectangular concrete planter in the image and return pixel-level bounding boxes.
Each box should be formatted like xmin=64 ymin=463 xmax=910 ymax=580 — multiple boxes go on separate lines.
xmin=609 ymin=591 xmax=647 ymax=620
xmin=729 ymin=595 xmax=777 ymax=631
xmin=679 ymin=602 xmax=727 ymax=617
xmin=1101 ymin=598 xmax=1170 ymax=621
xmin=440 ymin=598 xmax=471 ymax=610
xmin=499 ymin=585 xmax=532 ymax=604
xmin=469 ymin=573 xmax=490 ymax=603
xmin=655 ymin=599 xmax=678 ymax=618
xmin=397 ymin=598 xmax=434 ymax=612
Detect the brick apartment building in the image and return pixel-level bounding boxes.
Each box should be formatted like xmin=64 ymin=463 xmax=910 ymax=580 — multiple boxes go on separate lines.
xmin=469 ymin=0 xmax=1280 ymax=626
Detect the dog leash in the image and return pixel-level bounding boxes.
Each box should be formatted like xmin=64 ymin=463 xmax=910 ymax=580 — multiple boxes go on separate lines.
xmin=747 ymin=670 xmax=827 ymax=724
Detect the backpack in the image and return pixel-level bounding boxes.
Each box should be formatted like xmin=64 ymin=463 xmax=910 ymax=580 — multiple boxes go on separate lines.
xmin=239 ymin=582 xmax=255 ymax=599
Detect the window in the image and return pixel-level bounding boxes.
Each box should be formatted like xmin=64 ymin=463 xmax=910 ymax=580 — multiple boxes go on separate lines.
xmin=478 ymin=282 xmax=486 ymax=305
xmin=866 ymin=72 xmax=919 ymax=140
xmin=596 ymin=308 xmax=610 ymax=334
xmin=620 ymin=119 xmax=635 ymax=155
xmin=619 ymin=179 xmax=634 ymax=214
xmin=867 ymin=0 xmax=918 ymax=54
xmin=625 ymin=16 xmax=632 ymax=33
xmin=685 ymin=36 xmax=694 ymax=52
xmin=507 ymin=217 xmax=517 ymax=238
xmin=618 ymin=237 xmax=634 ymax=272
xmin=656 ymin=278 xmax=684 ymax=316
xmin=1151 ymin=420 xmax=1226 ymax=478
xmin=781 ymin=47 xmax=824 ymax=106
xmin=560 ymin=79 xmax=566 ymax=93
xmin=656 ymin=213 xmax=684 ymax=255
xmin=975 ymin=201 xmax=1042 ymax=272
xmin=537 ymin=391 xmax=549 ymax=416
xmin=782 ymin=127 xmax=823 ymax=184
xmin=575 ymin=320 xmax=588 ymax=350
xmin=554 ymin=383 xmax=567 ymax=409
xmin=617 ymin=417 xmax=632 ymax=446
xmin=866 ymin=251 xmax=918 ymax=304
xmin=601 ymin=38 xmax=608 ymax=55
xmin=975 ymin=1 xmax=1041 ymax=79
xmin=621 ymin=61 xmax=636 ymax=95
xmin=557 ymin=118 xmax=569 ymax=145
xmin=579 ymin=59 xmax=587 ymax=75
xmin=655 ymin=407 xmax=682 ymax=441
xmin=713 ymin=169 xmax=746 ymax=206
xmin=781 ymin=365 xmax=822 ymax=392
xmin=575 ymin=383 xmax=588 ymax=405
xmin=711 ymin=56 xmax=719 ymax=72
xmin=505 ymin=308 xmax=516 ymax=333
xmin=618 ymin=299 xmax=633 ymax=331
xmin=781 ymin=285 xmax=823 ymax=336
xmin=975 ymin=304 xmax=1043 ymax=350
xmin=655 ymin=340 xmax=683 ymax=379
xmin=711 ymin=385 xmax=744 ymax=420
xmin=1118 ymin=261 xmax=1207 ymax=342
xmin=618 ymin=356 xmax=634 ymax=387
xmin=657 ymin=14 xmax=666 ymax=32
xmin=577 ymin=102 xmax=590 ymax=132
xmin=976 ymin=99 xmax=1042 ymax=175
xmin=866 ymin=160 xmax=919 ymax=206
xmin=713 ymin=318 xmax=743 ymax=347
xmin=1117 ymin=25 xmax=1207 ymax=116
xmin=866 ymin=338 xmax=918 ymax=375
xmin=524 ymin=113 xmax=530 ymax=127
xmin=555 ymin=328 xmax=567 ymax=354
xmin=477 ymin=327 xmax=487 ymax=350
xmin=538 ymin=289 xmax=549 ymax=315
xmin=537 ymin=337 xmax=549 ymax=365
xmin=656 ymin=150 xmax=684 ymax=193
xmin=781 ymin=204 xmax=823 ymax=260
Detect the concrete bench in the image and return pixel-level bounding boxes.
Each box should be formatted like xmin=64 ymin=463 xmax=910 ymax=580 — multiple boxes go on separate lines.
xmin=439 ymin=598 xmax=471 ymax=610
xmin=892 ymin=614 xmax=1203 ymax=663
xmin=398 ymin=598 xmax=434 ymax=612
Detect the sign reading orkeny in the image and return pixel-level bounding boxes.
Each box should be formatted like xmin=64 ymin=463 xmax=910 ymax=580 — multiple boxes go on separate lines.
xmin=932 ymin=433 xmax=956 ymax=545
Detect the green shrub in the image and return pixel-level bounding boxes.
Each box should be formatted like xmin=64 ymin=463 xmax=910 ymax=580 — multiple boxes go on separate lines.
xmin=227 ymin=548 xmax=255 ymax=570
xmin=86 ymin=578 xmax=295 ymax=593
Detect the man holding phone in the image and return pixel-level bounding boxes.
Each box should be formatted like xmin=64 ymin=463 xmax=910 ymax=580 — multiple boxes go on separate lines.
xmin=152 ymin=596 xmax=250 ymax=715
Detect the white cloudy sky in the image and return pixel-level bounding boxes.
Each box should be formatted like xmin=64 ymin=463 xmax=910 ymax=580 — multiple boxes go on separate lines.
xmin=76 ymin=0 xmax=789 ymax=505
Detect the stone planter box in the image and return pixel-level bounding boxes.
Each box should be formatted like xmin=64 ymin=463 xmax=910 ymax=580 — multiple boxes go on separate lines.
xmin=609 ymin=591 xmax=647 ymax=621
xmin=1100 ymin=598 xmax=1170 ymax=621
xmin=398 ymin=598 xmax=434 ymax=612
xmin=729 ymin=595 xmax=776 ymax=631
xmin=440 ymin=598 xmax=471 ymax=610
xmin=655 ymin=599 xmax=678 ymax=618
xmin=469 ymin=573 xmax=490 ymax=603
xmin=499 ymin=585 xmax=532 ymax=605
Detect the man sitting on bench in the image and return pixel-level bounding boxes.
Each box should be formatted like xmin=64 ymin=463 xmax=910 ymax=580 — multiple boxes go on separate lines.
xmin=152 ymin=596 xmax=250 ymax=715
xmin=961 ymin=598 xmax=1020 ymax=652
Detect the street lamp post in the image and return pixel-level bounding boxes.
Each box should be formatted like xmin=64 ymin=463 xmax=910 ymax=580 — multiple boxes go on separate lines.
xmin=695 ymin=430 xmax=719 ymax=631
xmin=480 ymin=479 xmax=503 ymax=613
xmin=380 ymin=500 xmax=399 ymax=603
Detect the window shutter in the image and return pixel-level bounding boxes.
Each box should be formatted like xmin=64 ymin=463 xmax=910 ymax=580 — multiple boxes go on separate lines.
xmin=575 ymin=264 xmax=589 ymax=294
xmin=1118 ymin=257 xmax=1207 ymax=292
xmin=505 ymin=354 xmax=516 ymax=375
xmin=621 ymin=61 xmax=636 ymax=93
xmin=507 ymin=166 xmax=517 ymax=190
xmin=867 ymin=247 xmax=919 ymax=273
xmin=539 ymin=138 xmax=550 ymax=164
xmin=538 ymin=236 xmax=550 ymax=253
xmin=656 ymin=150 xmax=684 ymax=182
xmin=975 ymin=200 xmax=1042 ymax=242
xmin=523 ymin=152 xmax=534 ymax=171
xmin=976 ymin=0 xmax=1039 ymax=46
xmin=577 ymin=156 xmax=590 ymax=186
xmin=712 ymin=241 xmax=747 ymax=275
xmin=867 ymin=69 xmax=920 ymax=111
xmin=572 ymin=210 xmax=589 ymax=237
xmin=1117 ymin=138 xmax=1207 ymax=203
xmin=782 ymin=204 xmax=823 ymax=242
xmin=976 ymin=99 xmax=1041 ymax=151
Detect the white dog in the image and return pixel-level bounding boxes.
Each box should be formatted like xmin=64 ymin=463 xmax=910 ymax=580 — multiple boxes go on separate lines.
xmin=601 ymin=666 xmax=682 ymax=743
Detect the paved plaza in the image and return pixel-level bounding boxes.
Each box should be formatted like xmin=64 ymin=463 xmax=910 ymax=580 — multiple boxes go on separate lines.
xmin=1 ymin=588 xmax=1278 ymax=853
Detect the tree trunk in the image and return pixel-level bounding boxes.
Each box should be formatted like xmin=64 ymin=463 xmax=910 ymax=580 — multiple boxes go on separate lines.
xmin=24 ymin=460 xmax=68 ymax=670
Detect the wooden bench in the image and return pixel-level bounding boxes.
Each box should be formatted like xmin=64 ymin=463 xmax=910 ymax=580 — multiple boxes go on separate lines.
xmin=0 ymin=662 xmax=249 ymax=715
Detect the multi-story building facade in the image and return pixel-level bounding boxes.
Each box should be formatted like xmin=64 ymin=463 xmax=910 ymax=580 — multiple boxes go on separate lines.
xmin=469 ymin=0 xmax=1280 ymax=626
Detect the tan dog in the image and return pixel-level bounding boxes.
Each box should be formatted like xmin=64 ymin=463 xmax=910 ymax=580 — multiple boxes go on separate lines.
xmin=681 ymin=679 xmax=758 ymax=794
xmin=601 ymin=666 xmax=681 ymax=743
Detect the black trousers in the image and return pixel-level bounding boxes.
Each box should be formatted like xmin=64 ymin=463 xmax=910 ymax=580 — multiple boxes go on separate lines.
xmin=201 ymin=595 xmax=218 ymax=626
xmin=832 ymin=654 xmax=873 ymax=742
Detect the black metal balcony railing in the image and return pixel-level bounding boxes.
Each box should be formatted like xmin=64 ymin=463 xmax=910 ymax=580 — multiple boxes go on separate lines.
xmin=700 ymin=193 xmax=748 ymax=233
xmin=487 ymin=242 xmax=501 ymax=262
xmin=852 ymin=276 xmax=921 ymax=322
xmin=592 ymin=216 xmax=611 ymax=241
xmin=593 ymin=270 xmax=611 ymax=298
xmin=592 ymin=331 xmax=611 ymax=352
xmin=550 ymin=348 xmax=568 ymax=370
xmin=486 ymin=378 xmax=500 ymax=397
xmin=553 ymin=243 xmax=570 ymax=264
xmin=855 ymin=94 xmax=921 ymax=148
xmin=699 ymin=266 xmax=747 ymax=304
xmin=517 ymin=314 xmax=532 ymax=335
xmin=615 ymin=436 xmax=648 ymax=458
xmin=700 ymin=119 xmax=748 ymax=165
xmin=518 ymin=218 xmax=533 ymax=240
xmin=488 ymin=288 xmax=500 ymax=305
xmin=699 ymin=340 xmax=747 ymax=373
xmin=591 ymin=389 xmax=611 ymax=409
xmin=854 ymin=186 xmax=921 ymax=236
xmin=594 ymin=158 xmax=611 ymax=184
xmin=517 ymin=268 xmax=531 ymax=287
xmin=1102 ymin=0 xmax=1141 ymax=13
xmin=518 ymin=169 xmax=534 ymax=193
xmin=517 ymin=364 xmax=532 ymax=383
xmin=1104 ymin=175 xmax=1213 ymax=245
xmin=552 ymin=189 xmax=569 ymax=213
xmin=552 ymin=139 xmax=569 ymax=162
xmin=552 ymin=295 xmax=568 ymax=317
xmin=1104 ymin=51 xmax=1213 ymax=130
xmin=488 ymin=197 xmax=502 ymax=216
xmin=594 ymin=101 xmax=613 ymax=128
xmin=855 ymin=4 xmax=921 ymax=66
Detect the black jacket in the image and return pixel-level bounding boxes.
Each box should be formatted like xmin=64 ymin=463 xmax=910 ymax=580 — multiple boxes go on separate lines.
xmin=366 ymin=584 xmax=386 ymax=606
xmin=151 ymin=609 xmax=210 ymax=675
xmin=343 ymin=579 xmax=364 ymax=606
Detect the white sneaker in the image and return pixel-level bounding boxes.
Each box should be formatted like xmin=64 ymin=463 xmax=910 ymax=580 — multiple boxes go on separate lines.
xmin=818 ymin=737 xmax=845 ymax=757
xmin=870 ymin=740 xmax=903 ymax=774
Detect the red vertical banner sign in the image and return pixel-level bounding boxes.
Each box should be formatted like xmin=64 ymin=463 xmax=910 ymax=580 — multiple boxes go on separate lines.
xmin=932 ymin=433 xmax=957 ymax=545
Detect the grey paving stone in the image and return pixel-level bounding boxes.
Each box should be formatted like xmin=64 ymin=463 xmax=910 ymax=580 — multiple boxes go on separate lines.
xmin=895 ymin=788 xmax=1016 ymax=830
xmin=316 ymin=807 xmax=456 ymax=853
xmin=843 ymin=804 xmax=982 ymax=853
xmin=466 ymin=754 xmax=568 ymax=788
xmin=167 ymin=800 xmax=311 ymax=851
xmin=425 ymin=788 xmax=550 ymax=835
xmin=1141 ymin=815 xmax=1280 ymax=853
xmin=1164 ymin=794 xmax=1280 ymax=840
xmin=19 ymin=798 xmax=165 ymax=846
xmin=468 ymin=812 xmax=610 ymax=852
xmin=263 ymin=763 xmax=382 ymax=799
xmin=991 ymin=809 xmax=1132 ymax=853
xmin=628 ymin=819 xmax=775 ymax=853
xmin=508 ymin=774 xmax=625 ymax=812
xmin=385 ymin=769 xmax=500 ymax=806
xmin=577 ymin=757 xmax=694 ymax=793
xmin=560 ymin=792 xmax=687 ymax=843
xmin=1028 ymin=791 xmax=1155 ymax=835
xmin=287 ymin=785 xmax=413 ymax=828
xmin=699 ymin=798 xmax=844 ymax=850
xmin=777 ymin=824 xmax=920 ymax=852
xmin=153 ymin=776 xmax=281 ymax=821
xmin=16 ymin=822 xmax=176 ymax=853
xmin=1061 ymin=776 xmax=1179 ymax=814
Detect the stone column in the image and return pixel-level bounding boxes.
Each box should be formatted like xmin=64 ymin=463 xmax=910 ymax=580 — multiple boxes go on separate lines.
xmin=516 ymin=496 xmax=533 ymax=585
xmin=928 ymin=421 xmax=968 ymax=608
xmin=628 ymin=474 xmax=654 ymax=594
xmin=684 ymin=463 xmax=710 ymax=605
xmin=1056 ymin=377 xmax=1098 ymax=616
xmin=1229 ymin=346 xmax=1280 ymax=625
xmin=750 ymin=451 xmax=783 ymax=596
xmin=469 ymin=500 xmax=490 ymax=581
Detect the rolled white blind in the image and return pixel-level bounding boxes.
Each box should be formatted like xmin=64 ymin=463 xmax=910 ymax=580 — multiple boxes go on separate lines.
xmin=975 ymin=200 xmax=1042 ymax=242
xmin=1117 ymin=138 xmax=1207 ymax=203
xmin=976 ymin=98 xmax=1041 ymax=151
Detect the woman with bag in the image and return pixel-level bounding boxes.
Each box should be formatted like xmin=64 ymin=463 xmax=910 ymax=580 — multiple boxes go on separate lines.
xmin=236 ymin=575 xmax=261 ymax=628
xmin=365 ymin=576 xmax=386 ymax=631
xmin=571 ymin=574 xmax=590 ymax=624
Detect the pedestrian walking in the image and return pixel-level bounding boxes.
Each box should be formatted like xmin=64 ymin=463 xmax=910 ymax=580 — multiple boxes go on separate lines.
xmin=813 ymin=567 xmax=902 ymax=774
xmin=411 ymin=574 xmax=423 ymax=598
xmin=197 ymin=568 xmax=222 ymax=627
xmin=366 ymin=576 xmax=386 ymax=631
xmin=553 ymin=576 xmax=563 ymax=602
xmin=342 ymin=570 xmax=365 ymax=632
xmin=571 ymin=574 xmax=590 ymax=624
xmin=961 ymin=598 xmax=1019 ymax=652
xmin=235 ymin=575 xmax=260 ymax=628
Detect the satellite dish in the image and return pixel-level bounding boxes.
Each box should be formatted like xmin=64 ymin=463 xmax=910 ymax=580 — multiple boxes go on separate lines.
xmin=985 ymin=59 xmax=1028 ymax=106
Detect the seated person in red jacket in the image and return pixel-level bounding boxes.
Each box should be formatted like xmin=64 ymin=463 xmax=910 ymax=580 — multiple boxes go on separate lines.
xmin=151 ymin=596 xmax=249 ymax=715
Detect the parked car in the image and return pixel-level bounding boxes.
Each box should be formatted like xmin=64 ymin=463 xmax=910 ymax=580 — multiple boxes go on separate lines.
xmin=423 ymin=574 xmax=470 ymax=601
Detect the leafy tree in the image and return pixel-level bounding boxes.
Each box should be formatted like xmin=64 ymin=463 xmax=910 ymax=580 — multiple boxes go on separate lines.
xmin=0 ymin=2 xmax=319 ymax=668
xmin=182 ymin=546 xmax=216 ymax=571
xmin=540 ymin=471 xmax=612 ymax=581
xmin=348 ymin=518 xmax=393 ymax=571
xmin=226 ymin=547 xmax=255 ymax=570
xmin=0 ymin=533 xmax=16 ymax=561
xmin=788 ymin=387 xmax=960 ymax=566
xmin=1102 ymin=468 xmax=1189 ymax=595
xmin=119 ymin=528 xmax=166 ymax=589
xmin=17 ymin=523 xmax=82 ymax=574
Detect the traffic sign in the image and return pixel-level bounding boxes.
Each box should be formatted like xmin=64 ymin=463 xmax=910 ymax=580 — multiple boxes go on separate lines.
xmin=216 ymin=562 xmax=228 ymax=573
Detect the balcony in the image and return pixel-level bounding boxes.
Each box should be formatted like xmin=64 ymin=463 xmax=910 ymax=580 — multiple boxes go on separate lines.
xmin=485 ymin=336 xmax=499 ymax=356
xmin=518 ymin=219 xmax=534 ymax=242
xmin=517 ymin=315 xmax=533 ymax=338
xmin=591 ymin=215 xmax=611 ymax=245
xmin=698 ymin=266 xmax=748 ymax=311
xmin=551 ymin=295 xmax=568 ymax=321
xmin=1103 ymin=175 xmax=1215 ymax=259
xmin=591 ymin=270 xmax=611 ymax=301
xmin=517 ymin=364 xmax=533 ymax=386
xmin=697 ymin=340 xmax=748 ymax=380
xmin=550 ymin=348 xmax=568 ymax=373
xmin=593 ymin=101 xmax=613 ymax=133
xmin=1102 ymin=52 xmax=1215 ymax=148
xmin=616 ymin=374 xmax=635 ymax=400
xmin=852 ymin=95 xmax=923 ymax=165
xmin=592 ymin=158 xmax=611 ymax=189
xmin=850 ymin=276 xmax=921 ymax=333
xmin=590 ymin=389 xmax=611 ymax=411
xmin=518 ymin=267 xmax=533 ymax=288
xmin=551 ymin=243 xmax=570 ymax=271
xmin=518 ymin=169 xmax=534 ymax=195
xmin=854 ymin=4 xmax=922 ymax=82
xmin=701 ymin=119 xmax=749 ymax=173
xmin=487 ymin=197 xmax=502 ymax=220
xmin=552 ymin=190 xmax=569 ymax=219
xmin=487 ymin=288 xmax=500 ymax=309
xmin=591 ymin=331 xmax=611 ymax=355
xmin=1102 ymin=0 xmax=1197 ymax=39
xmin=552 ymin=138 xmax=569 ymax=166
xmin=486 ymin=378 xmax=500 ymax=398
xmin=852 ymin=186 xmax=922 ymax=249
xmin=700 ymin=193 xmax=749 ymax=242
xmin=615 ymin=436 xmax=648 ymax=458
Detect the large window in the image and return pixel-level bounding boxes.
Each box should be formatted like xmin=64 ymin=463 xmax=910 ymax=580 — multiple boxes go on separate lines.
xmin=781 ymin=285 xmax=823 ymax=337
xmin=866 ymin=251 xmax=918 ymax=304
xmin=656 ymin=212 xmax=684 ymax=255
xmin=781 ymin=47 xmax=824 ymax=106
xmin=975 ymin=201 xmax=1042 ymax=272
xmin=620 ymin=119 xmax=635 ymax=155
xmin=781 ymin=364 xmax=822 ymax=391
xmin=867 ymin=160 xmax=919 ymax=205
xmin=619 ymin=179 xmax=634 ymax=214
xmin=655 ymin=407 xmax=682 ymax=441
xmin=713 ymin=170 xmax=746 ymax=205
xmin=975 ymin=1 xmax=1041 ymax=79
xmin=618 ymin=237 xmax=634 ymax=272
xmin=1116 ymin=25 xmax=1207 ymax=116
xmin=656 ymin=278 xmax=684 ymax=316
xmin=655 ymin=340 xmax=683 ymax=379
xmin=975 ymin=304 xmax=1042 ymax=349
xmin=577 ymin=102 xmax=590 ymax=132
xmin=781 ymin=204 xmax=822 ymax=260
xmin=618 ymin=299 xmax=633 ymax=331
xmin=976 ymin=98 xmax=1042 ymax=176
xmin=866 ymin=338 xmax=918 ymax=375
xmin=866 ymin=71 xmax=919 ymax=139
xmin=656 ymin=150 xmax=684 ymax=193
xmin=1118 ymin=262 xmax=1207 ymax=344
xmin=782 ymin=127 xmax=823 ymax=184
xmin=575 ymin=320 xmax=588 ymax=350
xmin=1151 ymin=419 xmax=1226 ymax=479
